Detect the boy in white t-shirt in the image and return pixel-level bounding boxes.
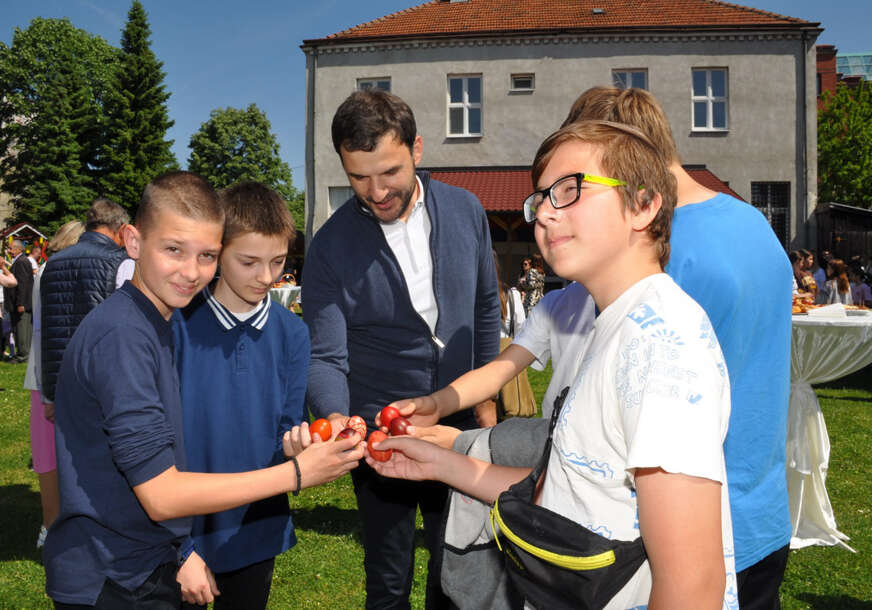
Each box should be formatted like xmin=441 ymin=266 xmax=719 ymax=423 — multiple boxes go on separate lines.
xmin=367 ymin=120 xmax=737 ymax=609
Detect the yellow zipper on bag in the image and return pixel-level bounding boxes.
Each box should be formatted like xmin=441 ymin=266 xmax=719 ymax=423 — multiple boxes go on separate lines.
xmin=490 ymin=499 xmax=617 ymax=571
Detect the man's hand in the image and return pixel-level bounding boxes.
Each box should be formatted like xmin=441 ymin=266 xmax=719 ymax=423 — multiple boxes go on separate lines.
xmin=405 ymin=424 xmax=462 ymax=450
xmin=295 ymin=433 xmax=365 ymax=489
xmin=326 ymin=412 xmax=348 ymax=439
xmin=16 ymin=305 xmax=24 ymax=313
xmin=176 ymin=551 xmax=220 ymax=605
xmin=379 ymin=395 xmax=439 ymax=430
xmin=43 ymin=401 xmax=54 ymax=423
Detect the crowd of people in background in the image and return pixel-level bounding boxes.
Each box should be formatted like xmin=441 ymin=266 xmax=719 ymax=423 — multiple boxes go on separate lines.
xmin=790 ymin=248 xmax=872 ymax=307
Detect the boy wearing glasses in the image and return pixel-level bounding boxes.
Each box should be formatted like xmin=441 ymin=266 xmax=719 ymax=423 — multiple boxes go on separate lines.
xmin=367 ymin=120 xmax=737 ymax=609
xmin=563 ymin=86 xmax=792 ymax=608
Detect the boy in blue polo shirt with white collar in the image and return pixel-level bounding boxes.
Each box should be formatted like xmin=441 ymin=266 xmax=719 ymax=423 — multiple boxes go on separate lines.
xmin=172 ymin=182 xmax=309 ymax=608
xmin=45 ymin=172 xmax=363 ymax=609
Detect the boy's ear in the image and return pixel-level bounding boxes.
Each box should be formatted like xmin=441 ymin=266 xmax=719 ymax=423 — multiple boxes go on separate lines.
xmin=630 ymin=189 xmax=662 ymax=233
xmin=122 ymin=224 xmax=141 ymax=259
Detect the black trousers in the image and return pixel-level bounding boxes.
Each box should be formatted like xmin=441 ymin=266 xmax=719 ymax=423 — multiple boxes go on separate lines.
xmin=181 ymin=556 xmax=275 ymax=610
xmin=736 ymin=544 xmax=790 ymax=610
xmin=351 ymin=460 xmax=451 ymax=610
xmin=54 ymin=562 xmax=180 ymax=609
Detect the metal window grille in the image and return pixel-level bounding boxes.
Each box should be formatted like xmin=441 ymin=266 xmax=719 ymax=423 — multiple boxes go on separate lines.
xmin=751 ymin=182 xmax=790 ymax=248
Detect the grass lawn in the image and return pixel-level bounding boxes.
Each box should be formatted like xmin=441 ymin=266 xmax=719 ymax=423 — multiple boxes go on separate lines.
xmin=1 ymin=360 xmax=869 ymax=608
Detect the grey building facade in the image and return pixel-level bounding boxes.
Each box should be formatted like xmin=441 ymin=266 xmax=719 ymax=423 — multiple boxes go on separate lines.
xmin=302 ymin=1 xmax=821 ymax=250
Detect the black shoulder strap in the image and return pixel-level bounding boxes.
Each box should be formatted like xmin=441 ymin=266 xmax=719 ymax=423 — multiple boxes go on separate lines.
xmin=507 ymin=289 xmax=516 ymax=338
xmin=526 ymin=386 xmax=570 ymax=492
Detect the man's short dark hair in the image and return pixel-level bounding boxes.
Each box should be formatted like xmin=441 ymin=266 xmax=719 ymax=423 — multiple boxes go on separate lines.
xmin=331 ymin=90 xmax=417 ymax=154
xmin=86 ymin=198 xmax=129 ymax=232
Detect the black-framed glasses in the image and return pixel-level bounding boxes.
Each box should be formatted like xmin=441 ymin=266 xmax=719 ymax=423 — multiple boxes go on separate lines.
xmin=522 ymin=172 xmax=626 ymax=223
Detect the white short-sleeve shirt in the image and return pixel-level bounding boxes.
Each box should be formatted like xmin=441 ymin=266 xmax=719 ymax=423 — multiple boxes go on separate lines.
xmin=513 ymin=282 xmax=596 ymax=417
xmin=539 ymin=274 xmax=738 ymax=609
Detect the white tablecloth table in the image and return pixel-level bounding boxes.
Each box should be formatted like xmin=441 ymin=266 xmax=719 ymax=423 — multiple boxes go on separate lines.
xmin=269 ymin=285 xmax=300 ymax=309
xmin=788 ymin=312 xmax=872 ymax=550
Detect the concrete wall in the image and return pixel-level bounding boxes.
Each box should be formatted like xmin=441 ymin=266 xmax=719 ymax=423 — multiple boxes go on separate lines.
xmin=305 ymin=31 xmax=817 ymax=244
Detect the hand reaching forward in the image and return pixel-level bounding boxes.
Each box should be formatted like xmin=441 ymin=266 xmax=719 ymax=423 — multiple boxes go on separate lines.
xmin=364 ymin=436 xmax=449 ymax=482
xmin=378 ymin=395 xmax=439 ymax=430
xmin=404 ymin=423 xmax=462 ymax=450
xmin=295 ymin=432 xmax=365 ymax=489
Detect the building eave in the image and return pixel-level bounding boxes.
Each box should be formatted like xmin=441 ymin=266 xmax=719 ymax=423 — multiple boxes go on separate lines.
xmin=301 ymin=22 xmax=821 ymax=50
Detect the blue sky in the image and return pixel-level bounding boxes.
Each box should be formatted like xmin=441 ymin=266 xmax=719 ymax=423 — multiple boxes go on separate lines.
xmin=2 ymin=0 xmax=868 ymax=189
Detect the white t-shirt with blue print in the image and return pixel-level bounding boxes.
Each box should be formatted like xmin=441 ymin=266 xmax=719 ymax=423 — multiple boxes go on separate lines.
xmin=538 ymin=273 xmax=738 ymax=610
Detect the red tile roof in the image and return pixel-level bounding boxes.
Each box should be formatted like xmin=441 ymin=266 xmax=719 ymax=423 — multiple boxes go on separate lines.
xmin=306 ymin=0 xmax=817 ymax=44
xmin=685 ymin=166 xmax=744 ymax=201
xmin=430 ymin=165 xmax=743 ymax=212
xmin=430 ymin=168 xmax=532 ymax=211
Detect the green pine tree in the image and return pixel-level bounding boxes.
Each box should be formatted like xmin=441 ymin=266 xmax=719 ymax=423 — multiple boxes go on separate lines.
xmin=19 ymin=67 xmax=96 ymax=230
xmin=100 ymin=1 xmax=177 ymax=212
xmin=0 ymin=18 xmax=115 ymax=231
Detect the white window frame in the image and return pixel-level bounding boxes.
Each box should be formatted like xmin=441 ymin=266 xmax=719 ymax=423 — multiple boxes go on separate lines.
xmin=447 ymin=75 xmax=482 ymax=137
xmin=612 ymin=69 xmax=648 ymax=90
xmin=328 ymin=186 xmax=355 ymax=216
xmin=691 ymin=68 xmax=728 ymax=131
xmin=510 ymin=73 xmax=535 ymax=92
xmin=357 ymin=77 xmax=391 ymax=92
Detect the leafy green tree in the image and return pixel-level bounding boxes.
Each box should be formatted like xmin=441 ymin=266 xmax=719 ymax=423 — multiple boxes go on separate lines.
xmin=0 ymin=18 xmax=116 ymax=231
xmin=100 ymin=1 xmax=176 ymax=211
xmin=818 ymin=82 xmax=872 ymax=209
xmin=188 ymin=104 xmax=303 ymax=230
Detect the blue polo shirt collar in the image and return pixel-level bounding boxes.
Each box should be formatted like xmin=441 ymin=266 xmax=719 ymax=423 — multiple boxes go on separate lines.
xmin=203 ymin=284 xmax=270 ymax=331
xmin=118 ymin=281 xmax=172 ymax=338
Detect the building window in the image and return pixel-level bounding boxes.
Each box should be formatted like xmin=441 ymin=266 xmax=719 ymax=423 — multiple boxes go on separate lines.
xmin=511 ymin=74 xmax=535 ymax=92
xmin=328 ymin=186 xmax=355 ymax=215
xmin=358 ymin=78 xmax=391 ymax=92
xmin=613 ymin=69 xmax=647 ymax=90
xmin=692 ymin=68 xmax=728 ymax=130
xmin=751 ymin=182 xmax=790 ymax=247
xmin=447 ymin=75 xmax=482 ymax=136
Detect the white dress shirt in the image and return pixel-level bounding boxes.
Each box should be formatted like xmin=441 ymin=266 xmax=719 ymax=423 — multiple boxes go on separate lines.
xmin=379 ymin=176 xmax=439 ymax=334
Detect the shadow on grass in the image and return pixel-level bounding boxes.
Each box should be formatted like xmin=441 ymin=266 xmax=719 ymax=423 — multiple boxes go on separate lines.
xmin=291 ymin=505 xmax=431 ymax=549
xmin=815 ymin=394 xmax=872 ymax=404
xmin=0 ymin=483 xmax=42 ymax=562
xmin=291 ymin=505 xmax=362 ymax=540
xmin=796 ymin=593 xmax=872 ymax=609
xmin=818 ymin=363 xmax=872 ymax=393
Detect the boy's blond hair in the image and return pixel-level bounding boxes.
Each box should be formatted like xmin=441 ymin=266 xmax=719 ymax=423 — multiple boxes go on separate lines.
xmin=135 ymin=171 xmax=224 ymax=235
xmin=562 ymin=86 xmax=680 ymax=164
xmin=219 ymin=182 xmax=296 ymax=246
xmin=531 ymin=120 xmax=677 ymax=268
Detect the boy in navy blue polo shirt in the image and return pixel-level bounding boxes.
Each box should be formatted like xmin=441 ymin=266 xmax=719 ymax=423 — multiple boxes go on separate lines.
xmin=173 ymin=182 xmax=309 ymax=608
xmin=45 ymin=172 xmax=364 ymax=609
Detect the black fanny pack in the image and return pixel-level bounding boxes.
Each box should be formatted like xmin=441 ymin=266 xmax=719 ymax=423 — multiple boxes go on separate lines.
xmin=489 ymin=387 xmax=647 ymax=609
